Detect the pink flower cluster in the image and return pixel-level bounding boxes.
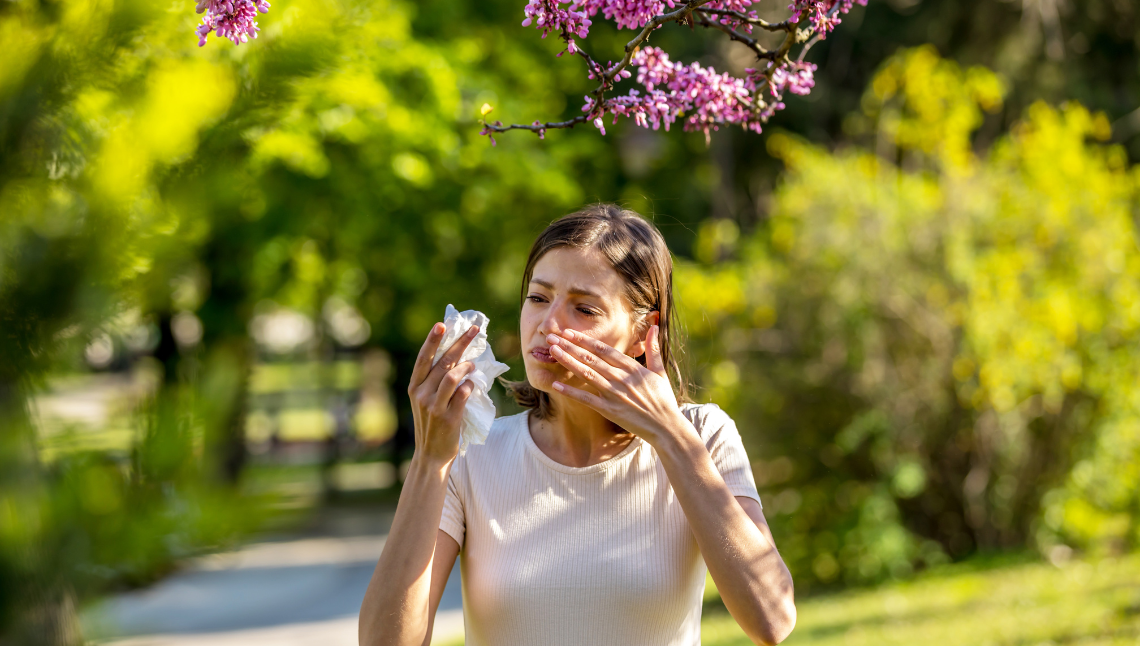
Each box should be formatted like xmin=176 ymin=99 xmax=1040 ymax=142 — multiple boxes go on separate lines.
xmin=764 ymin=60 xmax=817 ymax=96
xmin=586 ymin=46 xmax=762 ymax=136
xmin=486 ymin=0 xmax=870 ymax=143
xmin=523 ymin=0 xmax=769 ymax=39
xmin=521 ymin=0 xmax=866 ymax=41
xmin=580 ymin=48 xmax=822 ymax=137
xmin=195 ymin=0 xmax=270 ymax=47
xmin=596 ymin=0 xmax=676 ymax=30
xmin=522 ymin=0 xmax=593 ymax=55
xmin=788 ymin=0 xmax=867 ymax=36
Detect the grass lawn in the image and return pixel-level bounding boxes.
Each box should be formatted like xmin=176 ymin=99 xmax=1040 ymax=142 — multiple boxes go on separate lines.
xmin=439 ymin=552 xmax=1140 ymax=645
xmin=704 ymin=552 xmax=1140 ymax=645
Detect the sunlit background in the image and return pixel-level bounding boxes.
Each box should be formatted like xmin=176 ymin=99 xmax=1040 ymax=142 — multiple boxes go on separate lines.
xmin=2 ymin=0 xmax=1139 ymax=644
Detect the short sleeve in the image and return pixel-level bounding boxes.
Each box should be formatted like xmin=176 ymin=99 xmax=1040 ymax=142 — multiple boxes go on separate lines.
xmin=439 ymin=454 xmax=467 ymax=548
xmin=684 ymin=403 xmax=762 ymax=509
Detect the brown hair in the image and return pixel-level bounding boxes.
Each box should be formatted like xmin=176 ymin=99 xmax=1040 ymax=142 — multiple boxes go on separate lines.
xmin=502 ymin=203 xmax=690 ymax=419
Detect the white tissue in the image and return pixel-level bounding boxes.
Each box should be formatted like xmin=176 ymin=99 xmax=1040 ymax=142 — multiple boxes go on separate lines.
xmin=431 ymin=304 xmax=510 ymax=452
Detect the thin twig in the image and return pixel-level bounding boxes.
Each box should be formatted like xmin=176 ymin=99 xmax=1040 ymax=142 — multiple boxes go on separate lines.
xmin=797 ymin=33 xmax=824 ymax=62
xmin=697 ymin=8 xmax=794 ymax=32
xmin=750 ymin=1 xmax=843 ymax=117
xmin=693 ymin=11 xmax=776 ymax=61
xmin=608 ymin=0 xmax=714 ymax=77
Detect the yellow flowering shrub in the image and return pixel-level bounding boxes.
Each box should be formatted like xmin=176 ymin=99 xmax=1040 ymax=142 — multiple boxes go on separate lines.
xmin=679 ymin=48 xmax=1140 ymax=588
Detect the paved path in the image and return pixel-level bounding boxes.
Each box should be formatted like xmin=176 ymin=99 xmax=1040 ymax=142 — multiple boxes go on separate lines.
xmin=82 ymin=507 xmax=464 ymax=645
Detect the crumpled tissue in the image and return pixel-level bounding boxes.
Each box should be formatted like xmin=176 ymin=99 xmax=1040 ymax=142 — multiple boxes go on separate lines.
xmin=431 ymin=304 xmax=510 ymax=452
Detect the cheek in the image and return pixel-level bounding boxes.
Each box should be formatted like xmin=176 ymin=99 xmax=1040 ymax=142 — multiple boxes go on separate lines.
xmin=519 ymin=308 xmax=541 ymax=338
xmin=585 ymin=320 xmax=635 ymax=353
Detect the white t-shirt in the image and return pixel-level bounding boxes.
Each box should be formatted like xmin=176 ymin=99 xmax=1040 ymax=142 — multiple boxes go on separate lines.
xmin=439 ymin=403 xmax=761 ymax=646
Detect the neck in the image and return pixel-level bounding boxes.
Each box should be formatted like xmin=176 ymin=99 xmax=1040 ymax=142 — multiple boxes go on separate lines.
xmin=530 ymin=392 xmax=635 ymax=468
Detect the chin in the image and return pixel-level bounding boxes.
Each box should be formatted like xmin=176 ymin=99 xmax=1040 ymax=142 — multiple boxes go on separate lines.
xmin=522 ymin=365 xmax=556 ymax=393
xmin=522 ymin=358 xmax=565 ymax=394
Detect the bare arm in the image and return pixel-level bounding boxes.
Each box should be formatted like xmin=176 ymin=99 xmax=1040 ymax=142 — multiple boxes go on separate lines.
xmin=545 ymin=326 xmax=795 ymax=645
xmin=358 ymin=324 xmax=476 ymax=646
xmin=358 ymin=470 xmax=462 ymax=645
xmin=421 ymin=532 xmax=461 ymax=645
xmin=655 ymin=431 xmax=796 ymax=645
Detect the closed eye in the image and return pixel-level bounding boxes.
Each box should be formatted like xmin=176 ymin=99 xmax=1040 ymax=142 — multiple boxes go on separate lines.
xmin=526 ymin=294 xmax=547 ymax=303
xmin=577 ymin=307 xmax=598 ymax=317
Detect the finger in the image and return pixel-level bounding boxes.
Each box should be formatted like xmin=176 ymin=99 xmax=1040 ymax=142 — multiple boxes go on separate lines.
xmin=646 ymin=325 xmax=666 ymax=377
xmin=425 ymin=326 xmax=479 ymax=392
xmin=435 ymin=361 xmax=476 ymax=412
xmin=409 ymin=322 xmax=446 ymax=391
xmin=552 ymin=380 xmax=607 ymax=411
xmin=448 ymin=379 xmax=476 ymax=412
xmin=547 ymin=333 xmax=623 ymax=381
xmin=560 ymin=329 xmax=641 ymax=371
xmin=549 ymin=342 xmax=610 ymax=391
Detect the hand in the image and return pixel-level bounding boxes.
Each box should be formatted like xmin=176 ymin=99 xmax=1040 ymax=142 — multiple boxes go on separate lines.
xmin=407 ymin=322 xmax=480 ymax=465
xmin=547 ymin=325 xmax=691 ymax=447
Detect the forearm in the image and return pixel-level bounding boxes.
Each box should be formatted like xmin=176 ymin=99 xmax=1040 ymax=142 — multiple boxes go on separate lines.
xmin=655 ymin=422 xmax=796 ymax=645
xmin=359 ymin=457 xmax=450 ymax=646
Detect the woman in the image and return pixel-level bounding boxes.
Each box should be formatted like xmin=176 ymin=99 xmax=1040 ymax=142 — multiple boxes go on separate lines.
xmin=359 ymin=204 xmax=796 ymax=646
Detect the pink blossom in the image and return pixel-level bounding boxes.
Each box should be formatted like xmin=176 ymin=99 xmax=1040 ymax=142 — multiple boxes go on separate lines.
xmin=522 ymin=0 xmax=773 ymax=37
xmin=767 ymin=60 xmax=816 ymax=96
xmin=522 ymin=0 xmax=593 ymax=39
xmin=487 ymin=0 xmax=868 ymax=143
xmin=196 ymin=0 xmax=270 ymax=47
xmin=584 ymin=46 xmax=764 ymax=137
xmin=788 ymin=0 xmax=866 ymax=36
xmin=578 ymin=49 xmax=824 ymax=138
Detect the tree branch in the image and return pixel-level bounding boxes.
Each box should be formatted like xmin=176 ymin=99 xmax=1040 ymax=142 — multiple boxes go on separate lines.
xmin=693 ymin=10 xmax=776 ymax=61
xmin=484 ymin=0 xmax=857 ymax=138
xmin=697 ymin=8 xmax=794 ymax=32
xmin=483 ymin=0 xmax=716 ymax=135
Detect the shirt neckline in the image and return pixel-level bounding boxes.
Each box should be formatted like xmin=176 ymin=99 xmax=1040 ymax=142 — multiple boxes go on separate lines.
xmin=519 ymin=410 xmax=644 ymax=475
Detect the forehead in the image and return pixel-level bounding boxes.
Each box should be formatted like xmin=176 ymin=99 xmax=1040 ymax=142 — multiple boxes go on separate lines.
xmin=531 ymin=247 xmax=625 ymax=299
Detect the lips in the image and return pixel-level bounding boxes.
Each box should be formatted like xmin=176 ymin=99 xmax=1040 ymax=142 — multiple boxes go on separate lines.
xmin=529 ymin=347 xmax=557 ymax=364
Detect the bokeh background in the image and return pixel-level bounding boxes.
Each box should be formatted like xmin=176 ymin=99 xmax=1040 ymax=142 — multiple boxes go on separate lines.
xmin=2 ymin=0 xmax=1139 ymax=644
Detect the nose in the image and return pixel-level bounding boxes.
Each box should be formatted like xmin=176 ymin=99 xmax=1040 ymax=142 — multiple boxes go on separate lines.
xmin=537 ymin=299 xmax=568 ymax=338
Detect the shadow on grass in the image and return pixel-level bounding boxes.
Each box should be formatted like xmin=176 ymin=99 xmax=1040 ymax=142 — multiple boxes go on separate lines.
xmin=703 ymin=595 xmax=731 ymax=617
xmin=706 ymin=551 xmax=1140 ymax=643
xmin=1003 ymin=625 xmax=1140 ymax=645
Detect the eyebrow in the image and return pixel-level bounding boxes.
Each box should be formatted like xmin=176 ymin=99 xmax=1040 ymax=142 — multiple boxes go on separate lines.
xmin=530 ymin=278 xmax=603 ymax=299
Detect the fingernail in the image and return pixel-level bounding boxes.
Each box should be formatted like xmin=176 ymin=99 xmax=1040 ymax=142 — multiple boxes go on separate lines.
xmin=563 ymin=329 xmax=575 ymax=340
xmin=433 ymin=323 xmax=443 ymax=335
xmin=553 ymin=381 xmax=565 ymax=392
xmin=551 ymin=345 xmax=563 ymax=356
xmin=546 ymin=334 xmax=559 ymax=345
xmin=467 ymin=327 xmax=478 ymax=337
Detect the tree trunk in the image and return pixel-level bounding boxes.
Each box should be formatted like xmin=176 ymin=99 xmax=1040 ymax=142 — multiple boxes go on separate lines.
xmin=0 ymin=383 xmax=84 ymax=646
xmin=6 ymin=577 xmax=84 ymax=646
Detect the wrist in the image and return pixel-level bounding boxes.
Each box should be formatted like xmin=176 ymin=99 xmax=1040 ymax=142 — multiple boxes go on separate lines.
xmin=652 ymin=410 xmax=705 ymax=464
xmin=407 ymin=453 xmax=454 ymax=484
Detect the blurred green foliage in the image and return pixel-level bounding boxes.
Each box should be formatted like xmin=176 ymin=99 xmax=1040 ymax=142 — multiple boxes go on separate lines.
xmin=2 ymin=0 xmax=1139 ymax=642
xmin=679 ymin=46 xmax=1140 ymax=590
xmin=0 ymin=0 xmax=609 ymax=640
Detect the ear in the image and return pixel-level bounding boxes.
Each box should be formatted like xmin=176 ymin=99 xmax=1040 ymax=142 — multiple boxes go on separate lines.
xmin=628 ymin=311 xmax=661 ymax=359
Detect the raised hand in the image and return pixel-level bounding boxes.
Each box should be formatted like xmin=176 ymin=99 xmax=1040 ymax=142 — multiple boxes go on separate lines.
xmin=408 ymin=323 xmax=480 ymax=465
xmin=547 ymin=325 xmax=691 ymax=447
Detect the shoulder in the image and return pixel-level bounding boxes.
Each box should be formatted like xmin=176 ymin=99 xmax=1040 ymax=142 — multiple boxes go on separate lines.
xmin=680 ymin=402 xmax=737 ymax=442
xmin=489 ymin=410 xmax=529 ymax=443
xmin=457 ymin=410 xmax=529 ymax=465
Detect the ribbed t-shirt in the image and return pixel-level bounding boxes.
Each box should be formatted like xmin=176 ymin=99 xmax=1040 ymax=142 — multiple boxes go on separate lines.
xmin=439 ymin=403 xmax=761 ymax=646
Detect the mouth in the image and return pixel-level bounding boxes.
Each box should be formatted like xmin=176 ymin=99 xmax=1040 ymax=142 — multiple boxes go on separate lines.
xmin=529 ymin=347 xmax=557 ymax=364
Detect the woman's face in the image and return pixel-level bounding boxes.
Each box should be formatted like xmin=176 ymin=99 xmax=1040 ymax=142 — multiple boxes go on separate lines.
xmin=520 ymin=247 xmax=645 ymax=395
